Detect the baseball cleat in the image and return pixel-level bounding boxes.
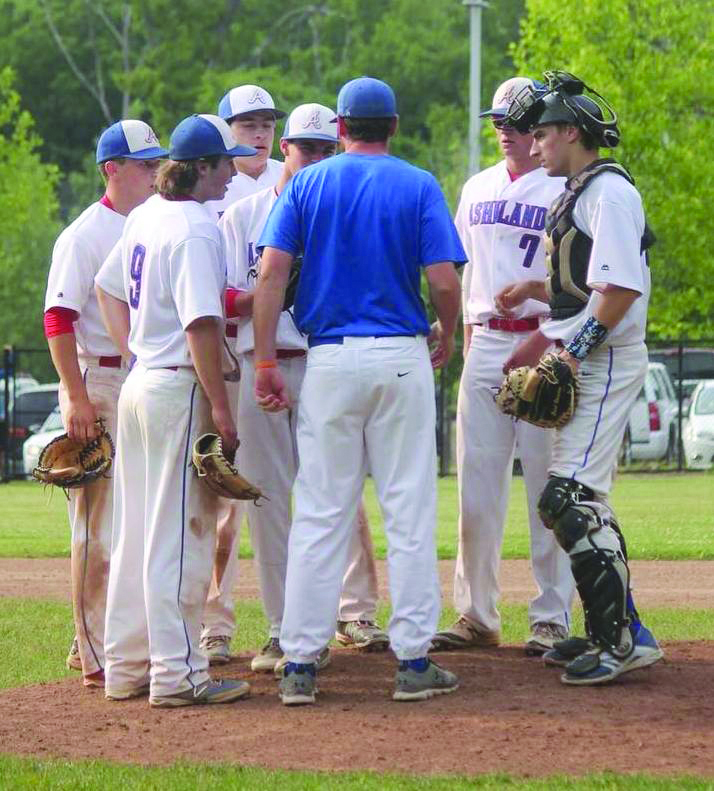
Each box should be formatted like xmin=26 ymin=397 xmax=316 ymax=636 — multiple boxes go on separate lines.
xmin=430 ymin=617 xmax=500 ymax=651
xmin=274 ymin=645 xmax=330 ymax=678
xmin=83 ymin=669 xmax=105 ymax=688
xmin=279 ymin=663 xmax=317 ymax=706
xmin=561 ymin=626 xmax=664 ymax=686
xmin=200 ymin=634 xmax=232 ymax=666
xmin=393 ymin=658 xmax=459 ymax=702
xmin=525 ymin=622 xmax=569 ymax=656
xmin=149 ymin=678 xmax=250 ymax=707
xmin=66 ymin=637 xmax=82 ymax=671
xmin=251 ymin=637 xmax=283 ymax=672
xmin=335 ymin=620 xmax=389 ymax=652
xmin=543 ymin=636 xmax=593 ymax=667
xmin=105 ymin=682 xmax=151 ymax=701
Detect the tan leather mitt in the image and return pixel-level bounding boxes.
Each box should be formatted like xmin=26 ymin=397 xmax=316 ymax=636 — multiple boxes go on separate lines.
xmin=192 ymin=433 xmax=265 ymax=503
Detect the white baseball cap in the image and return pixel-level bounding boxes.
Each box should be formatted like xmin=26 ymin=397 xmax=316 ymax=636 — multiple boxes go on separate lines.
xmin=217 ymin=85 xmax=287 ymax=122
xmin=96 ymin=120 xmax=168 ymax=163
xmin=479 ymin=77 xmax=543 ymax=118
xmin=281 ymin=103 xmax=338 ymax=143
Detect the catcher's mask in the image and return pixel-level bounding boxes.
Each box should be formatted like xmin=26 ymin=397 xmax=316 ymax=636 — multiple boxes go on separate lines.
xmin=503 ymin=71 xmax=620 ymax=148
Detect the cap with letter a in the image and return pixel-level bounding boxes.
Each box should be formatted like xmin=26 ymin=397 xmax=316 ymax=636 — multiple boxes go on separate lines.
xmin=479 ymin=77 xmax=543 ymax=119
xmin=282 ymin=103 xmax=338 ymax=143
xmin=218 ymin=85 xmax=287 ymax=122
xmin=96 ymin=120 xmax=168 ymax=163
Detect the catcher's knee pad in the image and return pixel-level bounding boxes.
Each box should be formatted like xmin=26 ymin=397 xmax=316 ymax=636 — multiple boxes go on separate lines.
xmin=537 ymin=476 xmax=594 ymax=532
xmin=571 ymin=545 xmax=633 ymax=657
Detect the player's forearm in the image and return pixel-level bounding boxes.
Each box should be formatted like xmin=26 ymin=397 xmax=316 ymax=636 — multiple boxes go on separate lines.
xmin=186 ymin=318 xmax=231 ymax=412
xmin=592 ymin=285 xmax=641 ymax=330
xmin=253 ymin=247 xmax=293 ymax=362
xmin=47 ymin=333 xmax=88 ymax=402
xmin=526 ymin=280 xmax=549 ymax=304
xmin=225 ymin=288 xmax=254 ymax=318
xmin=95 ymin=285 xmax=131 ymax=360
xmin=463 ymin=323 xmax=473 ymax=357
xmin=427 ymin=265 xmax=461 ymax=339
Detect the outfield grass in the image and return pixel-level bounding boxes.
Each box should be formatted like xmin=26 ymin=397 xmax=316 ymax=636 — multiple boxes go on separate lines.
xmin=0 ymin=757 xmax=712 ymax=791
xmin=2 ymin=473 xmax=713 ymax=560
xmin=1 ymin=596 xmax=712 ymax=692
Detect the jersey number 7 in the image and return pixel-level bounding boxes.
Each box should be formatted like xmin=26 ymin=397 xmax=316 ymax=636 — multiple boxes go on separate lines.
xmin=519 ymin=233 xmax=540 ymax=268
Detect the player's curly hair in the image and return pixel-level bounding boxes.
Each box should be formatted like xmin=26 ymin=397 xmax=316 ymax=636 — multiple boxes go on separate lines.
xmin=343 ymin=117 xmax=395 ymax=143
xmin=155 ymin=156 xmax=223 ymax=198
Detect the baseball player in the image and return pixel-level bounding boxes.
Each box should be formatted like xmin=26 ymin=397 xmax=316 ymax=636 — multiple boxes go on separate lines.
xmin=95 ymin=114 xmax=257 ymax=706
xmin=495 ymin=72 xmax=662 ymax=684
xmin=253 ymin=77 xmax=466 ymax=705
xmin=214 ymin=102 xmax=388 ymax=672
xmin=431 ymin=78 xmax=576 ymax=657
xmin=198 ymin=83 xmax=287 ymax=665
xmin=205 ymin=84 xmax=286 ymax=221
xmin=44 ymin=120 xmax=167 ymax=687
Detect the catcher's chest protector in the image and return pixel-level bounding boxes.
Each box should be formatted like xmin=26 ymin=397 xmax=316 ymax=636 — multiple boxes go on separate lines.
xmin=544 ymin=159 xmax=655 ymax=320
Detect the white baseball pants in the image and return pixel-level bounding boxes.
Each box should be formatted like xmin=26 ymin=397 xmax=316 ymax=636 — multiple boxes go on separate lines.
xmin=280 ymin=336 xmax=440 ymax=663
xmin=104 ymin=366 xmax=217 ymax=698
xmin=59 ymin=363 xmax=125 ymax=677
xmin=454 ymin=328 xmax=575 ymax=633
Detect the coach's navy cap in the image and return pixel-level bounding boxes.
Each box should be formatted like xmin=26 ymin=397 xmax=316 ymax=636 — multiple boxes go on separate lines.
xmin=336 ymin=77 xmax=397 ymax=118
xmin=169 ymin=114 xmax=257 ymax=161
xmin=282 ymin=103 xmax=338 ymax=142
xmin=96 ymin=120 xmax=168 ymax=163
xmin=218 ymin=85 xmax=287 ymax=122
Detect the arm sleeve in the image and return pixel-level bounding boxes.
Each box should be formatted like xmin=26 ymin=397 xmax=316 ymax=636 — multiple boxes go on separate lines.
xmin=256 ymin=182 xmax=301 ymax=257
xmin=44 ymin=234 xmax=97 ymax=314
xmin=170 ymin=236 xmax=226 ymax=329
xmin=43 ymin=306 xmax=78 ymax=338
xmin=94 ymin=240 xmax=127 ymax=300
xmin=419 ymin=176 xmax=468 ymax=268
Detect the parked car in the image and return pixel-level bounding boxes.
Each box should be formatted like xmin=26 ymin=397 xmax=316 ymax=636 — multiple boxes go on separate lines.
xmin=620 ymin=363 xmax=678 ymax=464
xmin=683 ymin=380 xmax=714 ymax=470
xmin=4 ymin=383 xmax=60 ymax=475
xmin=0 ymin=374 xmax=39 ymax=420
xmin=22 ymin=405 xmax=64 ymax=475
xmin=648 ymin=347 xmax=714 ymax=408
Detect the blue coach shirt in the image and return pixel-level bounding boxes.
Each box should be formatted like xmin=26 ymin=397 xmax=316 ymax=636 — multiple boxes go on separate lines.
xmin=257 ymin=153 xmax=466 ymax=340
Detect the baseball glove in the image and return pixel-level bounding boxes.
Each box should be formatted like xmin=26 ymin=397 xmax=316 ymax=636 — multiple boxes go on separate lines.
xmin=282 ymin=255 xmax=302 ymax=311
xmin=192 ymin=433 xmax=265 ymax=503
xmin=495 ymin=352 xmax=578 ymax=429
xmin=32 ymin=419 xmax=115 ymax=490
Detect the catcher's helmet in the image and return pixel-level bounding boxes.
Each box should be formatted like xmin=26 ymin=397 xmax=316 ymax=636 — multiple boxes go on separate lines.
xmin=503 ymin=71 xmax=620 ymax=148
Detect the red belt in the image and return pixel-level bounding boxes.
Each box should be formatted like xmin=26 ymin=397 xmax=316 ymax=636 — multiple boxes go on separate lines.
xmin=225 ymin=324 xmax=238 ymax=338
xmin=478 ymin=317 xmax=540 ymax=333
xmin=98 ymin=355 xmax=122 ymax=368
xmin=276 ymin=349 xmax=305 ymax=359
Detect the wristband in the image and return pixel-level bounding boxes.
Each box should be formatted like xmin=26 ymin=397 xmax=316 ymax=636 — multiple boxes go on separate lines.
xmin=565 ymin=316 xmax=608 ymax=361
xmin=255 ymin=359 xmax=277 ymax=370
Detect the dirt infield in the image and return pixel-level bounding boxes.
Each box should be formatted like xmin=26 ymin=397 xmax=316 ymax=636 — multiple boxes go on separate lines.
xmin=1 ymin=557 xmax=713 ymax=775
xmin=1 ymin=642 xmax=713 ymax=775
xmin=2 ymin=557 xmax=714 ymax=609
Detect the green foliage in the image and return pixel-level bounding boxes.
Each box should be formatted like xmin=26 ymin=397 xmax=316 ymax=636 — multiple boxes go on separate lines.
xmin=0 ymin=67 xmax=60 ymax=352
xmin=513 ymin=0 xmax=714 ymax=337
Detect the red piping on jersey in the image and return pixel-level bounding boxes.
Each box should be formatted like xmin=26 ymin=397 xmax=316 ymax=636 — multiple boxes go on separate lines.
xmin=44 ymin=306 xmax=78 ymax=338
xmin=100 ymin=193 xmax=116 ymax=211
xmin=225 ymin=288 xmax=248 ymax=318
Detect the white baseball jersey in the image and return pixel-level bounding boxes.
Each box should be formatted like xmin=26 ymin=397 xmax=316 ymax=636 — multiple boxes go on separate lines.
xmin=219 ymin=186 xmax=306 ymax=354
xmin=206 ymin=158 xmax=283 ymax=221
xmin=455 ymin=162 xmax=565 ymax=323
xmin=540 ymin=171 xmax=651 ymax=347
xmin=45 ymin=200 xmax=125 ymax=357
xmin=96 ymin=194 xmax=226 ymax=368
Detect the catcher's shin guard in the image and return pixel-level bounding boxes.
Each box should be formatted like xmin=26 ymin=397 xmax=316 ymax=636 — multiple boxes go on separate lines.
xmin=538 ymin=476 xmax=633 ymax=657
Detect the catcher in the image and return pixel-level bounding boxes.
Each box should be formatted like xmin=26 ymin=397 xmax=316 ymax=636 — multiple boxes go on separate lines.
xmin=494 ymin=71 xmax=662 ymax=686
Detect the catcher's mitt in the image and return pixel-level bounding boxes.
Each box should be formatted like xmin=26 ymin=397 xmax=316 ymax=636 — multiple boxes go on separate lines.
xmin=282 ymin=255 xmax=302 ymax=311
xmin=192 ymin=433 xmax=265 ymax=503
xmin=32 ymin=419 xmax=115 ymax=490
xmin=495 ymin=352 xmax=578 ymax=429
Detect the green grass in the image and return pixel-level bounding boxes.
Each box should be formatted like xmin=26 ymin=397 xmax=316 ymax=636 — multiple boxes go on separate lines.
xmin=1 ymin=596 xmax=712 ymax=692
xmin=2 ymin=473 xmax=713 ymax=560
xmin=0 ymin=757 xmax=712 ymax=791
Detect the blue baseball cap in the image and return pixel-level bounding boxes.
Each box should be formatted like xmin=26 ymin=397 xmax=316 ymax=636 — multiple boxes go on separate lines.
xmin=336 ymin=77 xmax=397 ymax=118
xmin=96 ymin=120 xmax=168 ymax=164
xmin=169 ymin=114 xmax=258 ymax=161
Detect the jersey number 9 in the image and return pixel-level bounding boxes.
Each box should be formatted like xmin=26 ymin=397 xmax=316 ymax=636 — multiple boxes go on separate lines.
xmin=129 ymin=244 xmax=146 ymax=309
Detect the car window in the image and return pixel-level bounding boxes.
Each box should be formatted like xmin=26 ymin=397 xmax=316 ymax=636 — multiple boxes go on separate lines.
xmin=42 ymin=408 xmax=64 ymax=432
xmin=14 ymin=389 xmax=60 ymax=428
xmin=649 ymin=376 xmax=662 ymax=400
xmin=694 ymin=388 xmax=714 ymax=415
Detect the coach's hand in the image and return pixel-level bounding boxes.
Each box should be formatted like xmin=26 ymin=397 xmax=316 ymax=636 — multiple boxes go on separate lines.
xmin=66 ymin=396 xmax=99 ymax=443
xmin=255 ymin=366 xmax=290 ymax=412
xmin=428 ymin=321 xmax=455 ymax=369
